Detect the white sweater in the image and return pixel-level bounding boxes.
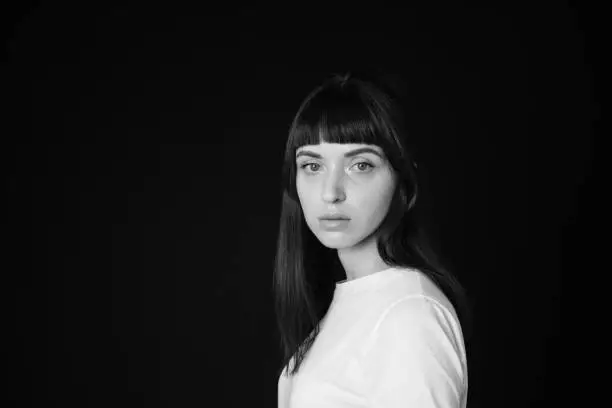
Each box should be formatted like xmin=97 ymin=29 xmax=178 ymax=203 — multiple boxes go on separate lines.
xmin=277 ymin=267 xmax=468 ymax=408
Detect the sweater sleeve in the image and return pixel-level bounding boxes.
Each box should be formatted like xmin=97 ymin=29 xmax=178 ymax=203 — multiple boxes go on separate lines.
xmin=277 ymin=365 xmax=290 ymax=408
xmin=277 ymin=355 xmax=296 ymax=408
xmin=362 ymin=296 xmax=466 ymax=408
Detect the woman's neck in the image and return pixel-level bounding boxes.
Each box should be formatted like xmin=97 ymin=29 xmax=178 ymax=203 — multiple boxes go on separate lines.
xmin=337 ymin=237 xmax=389 ymax=281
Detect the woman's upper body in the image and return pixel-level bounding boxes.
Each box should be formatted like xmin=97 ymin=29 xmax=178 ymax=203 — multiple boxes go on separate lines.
xmin=278 ymin=266 xmax=468 ymax=408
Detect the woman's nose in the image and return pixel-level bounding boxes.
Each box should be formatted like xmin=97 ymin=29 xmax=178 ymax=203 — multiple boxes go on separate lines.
xmin=321 ymin=171 xmax=346 ymax=203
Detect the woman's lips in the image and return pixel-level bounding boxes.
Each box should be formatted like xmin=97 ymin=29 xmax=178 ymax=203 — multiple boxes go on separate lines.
xmin=319 ymin=219 xmax=350 ymax=231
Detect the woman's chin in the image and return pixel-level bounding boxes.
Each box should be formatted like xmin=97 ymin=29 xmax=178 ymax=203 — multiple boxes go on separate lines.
xmin=316 ymin=234 xmax=354 ymax=249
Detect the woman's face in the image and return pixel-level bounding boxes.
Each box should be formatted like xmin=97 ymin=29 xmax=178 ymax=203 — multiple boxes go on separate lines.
xmin=296 ymin=142 xmax=398 ymax=249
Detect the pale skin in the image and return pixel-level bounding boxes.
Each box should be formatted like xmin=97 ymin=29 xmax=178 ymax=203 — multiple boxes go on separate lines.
xmin=295 ymin=142 xmax=399 ymax=282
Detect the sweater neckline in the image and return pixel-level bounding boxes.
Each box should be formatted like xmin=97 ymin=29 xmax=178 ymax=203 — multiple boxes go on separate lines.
xmin=334 ymin=266 xmax=404 ymax=296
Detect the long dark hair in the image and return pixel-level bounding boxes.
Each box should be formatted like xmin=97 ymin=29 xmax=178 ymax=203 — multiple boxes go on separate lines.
xmin=272 ymin=71 xmax=473 ymax=377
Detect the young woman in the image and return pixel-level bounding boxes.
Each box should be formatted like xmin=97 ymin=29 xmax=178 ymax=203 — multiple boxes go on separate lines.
xmin=273 ymin=72 xmax=473 ymax=407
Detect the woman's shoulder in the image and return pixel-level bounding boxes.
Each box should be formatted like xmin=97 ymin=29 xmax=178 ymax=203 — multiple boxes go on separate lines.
xmin=379 ymin=267 xmax=459 ymax=322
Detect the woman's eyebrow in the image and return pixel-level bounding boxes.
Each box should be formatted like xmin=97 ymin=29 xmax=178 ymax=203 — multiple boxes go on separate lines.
xmin=295 ymin=147 xmax=383 ymax=160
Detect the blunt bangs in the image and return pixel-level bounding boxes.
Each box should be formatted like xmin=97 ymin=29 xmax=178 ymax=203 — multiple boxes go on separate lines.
xmin=288 ymin=83 xmax=393 ymax=152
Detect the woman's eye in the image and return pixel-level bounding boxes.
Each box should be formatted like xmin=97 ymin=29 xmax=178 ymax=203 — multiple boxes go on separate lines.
xmin=354 ymin=162 xmax=374 ymax=172
xmin=300 ymin=163 xmax=321 ymax=172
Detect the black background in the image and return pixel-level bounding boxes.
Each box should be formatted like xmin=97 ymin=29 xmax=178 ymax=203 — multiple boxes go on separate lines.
xmin=3 ymin=3 xmax=600 ymax=407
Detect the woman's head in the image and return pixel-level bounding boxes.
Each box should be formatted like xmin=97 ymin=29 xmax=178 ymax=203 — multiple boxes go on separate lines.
xmin=283 ymin=73 xmax=419 ymax=254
